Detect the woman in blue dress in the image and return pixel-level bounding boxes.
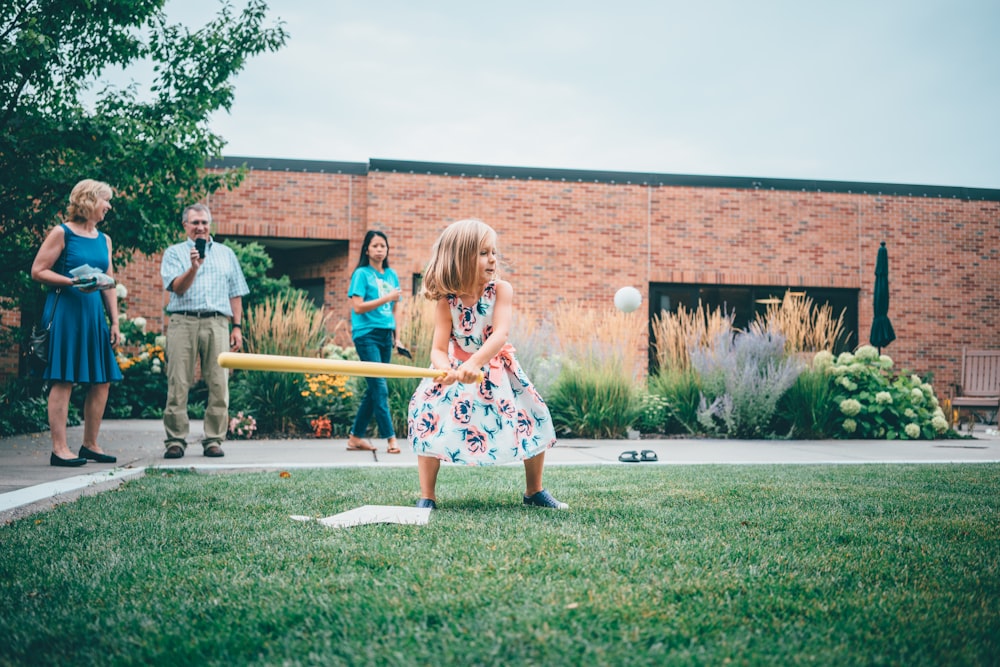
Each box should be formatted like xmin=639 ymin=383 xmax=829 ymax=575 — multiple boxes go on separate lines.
xmin=30 ymin=179 xmax=123 ymax=467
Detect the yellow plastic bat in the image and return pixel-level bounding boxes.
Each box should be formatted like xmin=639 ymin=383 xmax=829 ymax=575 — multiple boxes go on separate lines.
xmin=217 ymin=352 xmax=484 ymax=383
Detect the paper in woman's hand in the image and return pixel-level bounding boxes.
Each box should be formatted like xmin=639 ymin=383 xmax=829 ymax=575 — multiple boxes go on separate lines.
xmin=70 ymin=265 xmax=116 ymax=290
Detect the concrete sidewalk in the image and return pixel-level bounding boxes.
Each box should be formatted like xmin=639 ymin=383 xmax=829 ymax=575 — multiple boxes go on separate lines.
xmin=3 ymin=419 xmax=999 ymax=523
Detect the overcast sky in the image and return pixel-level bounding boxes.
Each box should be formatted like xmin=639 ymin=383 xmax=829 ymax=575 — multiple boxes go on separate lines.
xmin=158 ymin=0 xmax=1000 ymax=189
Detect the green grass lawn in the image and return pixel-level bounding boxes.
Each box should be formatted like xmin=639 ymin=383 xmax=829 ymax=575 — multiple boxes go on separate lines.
xmin=1 ymin=464 xmax=998 ymax=666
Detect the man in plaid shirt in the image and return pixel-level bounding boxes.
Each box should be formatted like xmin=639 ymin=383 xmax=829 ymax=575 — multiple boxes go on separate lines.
xmin=160 ymin=204 xmax=249 ymax=459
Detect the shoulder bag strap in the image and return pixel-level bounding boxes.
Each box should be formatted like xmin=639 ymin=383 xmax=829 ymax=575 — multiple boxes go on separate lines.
xmin=43 ymin=227 xmax=70 ymax=328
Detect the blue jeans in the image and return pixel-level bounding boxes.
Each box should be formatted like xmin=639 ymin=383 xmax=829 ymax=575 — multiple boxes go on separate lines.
xmin=351 ymin=328 xmax=395 ymax=439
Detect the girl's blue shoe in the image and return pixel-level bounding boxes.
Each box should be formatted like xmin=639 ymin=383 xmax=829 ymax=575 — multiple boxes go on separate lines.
xmin=523 ymin=489 xmax=568 ymax=510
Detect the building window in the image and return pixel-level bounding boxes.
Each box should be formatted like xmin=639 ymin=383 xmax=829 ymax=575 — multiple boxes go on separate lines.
xmin=648 ymin=283 xmax=858 ymax=354
xmin=292 ymin=278 xmax=326 ymax=309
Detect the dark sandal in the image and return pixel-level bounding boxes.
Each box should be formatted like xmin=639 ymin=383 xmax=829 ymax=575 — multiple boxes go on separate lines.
xmin=640 ymin=449 xmax=659 ymax=462
xmin=618 ymin=450 xmax=640 ymax=463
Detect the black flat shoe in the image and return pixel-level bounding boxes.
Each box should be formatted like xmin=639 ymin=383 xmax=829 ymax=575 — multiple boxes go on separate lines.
xmin=79 ymin=446 xmax=117 ymax=463
xmin=50 ymin=452 xmax=87 ymax=467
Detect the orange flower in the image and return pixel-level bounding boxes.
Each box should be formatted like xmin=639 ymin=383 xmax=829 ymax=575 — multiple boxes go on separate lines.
xmin=310 ymin=416 xmax=332 ymax=438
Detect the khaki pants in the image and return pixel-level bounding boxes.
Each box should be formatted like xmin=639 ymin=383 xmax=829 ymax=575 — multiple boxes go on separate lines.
xmin=163 ymin=314 xmax=230 ymax=448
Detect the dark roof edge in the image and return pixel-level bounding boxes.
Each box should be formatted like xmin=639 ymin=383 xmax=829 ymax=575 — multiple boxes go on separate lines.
xmin=370 ymin=159 xmax=1000 ymax=201
xmin=207 ymin=156 xmax=368 ymax=175
xmin=208 ymin=156 xmax=1000 ymax=201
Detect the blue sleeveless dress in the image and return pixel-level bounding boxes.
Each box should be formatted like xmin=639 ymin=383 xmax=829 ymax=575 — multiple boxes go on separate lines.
xmin=41 ymin=224 xmax=122 ymax=384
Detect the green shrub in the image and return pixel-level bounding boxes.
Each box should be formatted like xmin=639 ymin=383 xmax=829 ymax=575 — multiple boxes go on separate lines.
xmin=822 ymin=346 xmax=948 ymax=439
xmin=774 ymin=363 xmax=837 ymax=438
xmin=231 ymin=370 xmax=305 ymax=435
xmin=186 ymin=399 xmax=206 ymax=420
xmin=106 ymin=340 xmax=167 ymax=419
xmin=1 ymin=381 xmax=48 ymax=436
xmin=648 ymin=367 xmax=703 ymax=435
xmin=4 ymin=394 xmax=51 ymax=435
xmin=0 ymin=377 xmax=81 ymax=436
xmin=634 ymin=392 xmax=670 ymax=434
xmin=547 ymin=363 xmax=640 ymax=438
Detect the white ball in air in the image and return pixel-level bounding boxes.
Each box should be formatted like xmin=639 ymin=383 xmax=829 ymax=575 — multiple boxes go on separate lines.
xmin=614 ymin=286 xmax=642 ymax=313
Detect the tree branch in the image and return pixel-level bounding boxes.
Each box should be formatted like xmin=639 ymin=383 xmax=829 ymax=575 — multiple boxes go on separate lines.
xmin=0 ymin=0 xmax=37 ymax=43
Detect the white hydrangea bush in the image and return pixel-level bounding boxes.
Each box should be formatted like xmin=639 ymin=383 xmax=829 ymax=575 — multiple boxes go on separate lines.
xmin=824 ymin=345 xmax=948 ymax=439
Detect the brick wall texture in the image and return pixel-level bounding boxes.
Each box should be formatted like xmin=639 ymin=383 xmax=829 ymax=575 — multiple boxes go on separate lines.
xmin=10 ymin=159 xmax=999 ymax=395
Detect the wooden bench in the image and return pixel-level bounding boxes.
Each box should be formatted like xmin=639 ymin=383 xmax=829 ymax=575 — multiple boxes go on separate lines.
xmin=952 ymin=348 xmax=1000 ymax=427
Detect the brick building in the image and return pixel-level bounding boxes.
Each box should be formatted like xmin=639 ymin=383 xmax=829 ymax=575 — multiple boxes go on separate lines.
xmin=7 ymin=157 xmax=999 ymax=392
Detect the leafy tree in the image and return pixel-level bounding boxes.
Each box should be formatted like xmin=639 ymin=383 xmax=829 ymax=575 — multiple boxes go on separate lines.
xmin=0 ymin=0 xmax=287 ymax=350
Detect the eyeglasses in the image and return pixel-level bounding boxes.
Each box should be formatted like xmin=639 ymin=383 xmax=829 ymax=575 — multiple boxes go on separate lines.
xmin=186 ymin=219 xmax=210 ymax=226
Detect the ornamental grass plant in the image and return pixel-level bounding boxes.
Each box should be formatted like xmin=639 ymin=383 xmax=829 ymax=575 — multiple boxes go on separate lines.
xmin=641 ymin=296 xmax=949 ymax=440
xmin=548 ymin=364 xmax=641 ymax=438
xmin=2 ymin=464 xmax=997 ymax=665
xmin=552 ymin=303 xmax=646 ymax=379
xmin=748 ymin=290 xmax=848 ymax=354
xmin=231 ymin=293 xmax=330 ymax=434
xmin=773 ymin=363 xmax=838 ymax=438
xmin=508 ymin=314 xmax=562 ymax=397
xmin=545 ymin=304 xmax=645 ymax=438
xmin=650 ymin=300 xmax=734 ymax=372
xmin=242 ymin=292 xmax=329 ymax=357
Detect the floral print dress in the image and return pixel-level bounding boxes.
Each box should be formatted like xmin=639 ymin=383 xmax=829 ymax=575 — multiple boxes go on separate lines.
xmin=407 ymin=282 xmax=556 ymax=465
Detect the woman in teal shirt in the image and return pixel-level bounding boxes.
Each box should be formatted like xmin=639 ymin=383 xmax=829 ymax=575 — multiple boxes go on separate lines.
xmin=347 ymin=230 xmax=402 ymax=453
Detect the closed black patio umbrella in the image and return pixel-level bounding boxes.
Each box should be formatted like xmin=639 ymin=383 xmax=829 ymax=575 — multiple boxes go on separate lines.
xmin=869 ymin=241 xmax=896 ymax=353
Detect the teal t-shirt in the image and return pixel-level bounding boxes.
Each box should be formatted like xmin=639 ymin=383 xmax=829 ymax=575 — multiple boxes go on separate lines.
xmin=348 ymin=265 xmax=400 ymax=340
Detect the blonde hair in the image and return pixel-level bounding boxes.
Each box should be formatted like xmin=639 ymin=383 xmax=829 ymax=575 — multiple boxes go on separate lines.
xmin=421 ymin=218 xmax=499 ymax=300
xmin=66 ymin=179 xmax=114 ymax=223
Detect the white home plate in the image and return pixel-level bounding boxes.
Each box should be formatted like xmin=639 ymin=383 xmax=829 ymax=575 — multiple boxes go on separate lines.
xmin=291 ymin=505 xmax=431 ymax=528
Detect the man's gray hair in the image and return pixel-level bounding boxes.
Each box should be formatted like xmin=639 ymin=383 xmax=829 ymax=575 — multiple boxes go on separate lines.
xmin=182 ymin=203 xmax=212 ymax=224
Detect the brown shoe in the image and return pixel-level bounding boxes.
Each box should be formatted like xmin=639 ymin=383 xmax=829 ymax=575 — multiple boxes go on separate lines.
xmin=203 ymin=444 xmax=225 ymax=458
xmin=164 ymin=445 xmax=185 ymax=459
